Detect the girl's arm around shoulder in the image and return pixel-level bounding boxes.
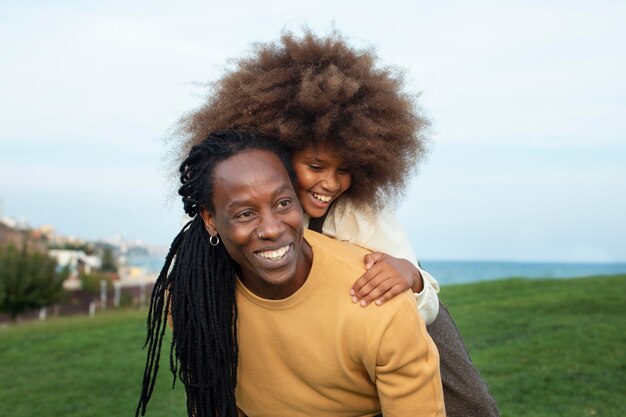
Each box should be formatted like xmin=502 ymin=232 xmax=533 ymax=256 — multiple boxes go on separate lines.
xmin=327 ymin=200 xmax=440 ymax=324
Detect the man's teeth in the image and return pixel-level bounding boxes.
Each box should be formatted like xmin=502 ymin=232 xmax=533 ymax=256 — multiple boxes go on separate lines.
xmin=312 ymin=192 xmax=331 ymax=203
xmin=257 ymin=245 xmax=289 ymax=260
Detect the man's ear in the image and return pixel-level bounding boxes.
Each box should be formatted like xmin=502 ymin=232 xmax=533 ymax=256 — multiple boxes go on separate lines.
xmin=199 ymin=206 xmax=218 ymax=236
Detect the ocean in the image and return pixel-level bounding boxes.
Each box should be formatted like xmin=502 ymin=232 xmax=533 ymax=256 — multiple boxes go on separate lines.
xmin=127 ymin=255 xmax=626 ymax=286
xmin=419 ymin=260 xmax=626 ymax=286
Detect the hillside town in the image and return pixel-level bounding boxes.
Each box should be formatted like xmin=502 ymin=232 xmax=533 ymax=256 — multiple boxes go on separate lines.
xmin=0 ymin=214 xmax=160 ymax=322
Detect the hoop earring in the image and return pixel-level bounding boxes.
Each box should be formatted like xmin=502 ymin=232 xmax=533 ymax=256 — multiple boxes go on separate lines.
xmin=209 ymin=235 xmax=220 ymax=247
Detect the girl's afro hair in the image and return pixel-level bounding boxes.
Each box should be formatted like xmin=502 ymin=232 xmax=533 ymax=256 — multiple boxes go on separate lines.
xmin=177 ymin=30 xmax=429 ymax=211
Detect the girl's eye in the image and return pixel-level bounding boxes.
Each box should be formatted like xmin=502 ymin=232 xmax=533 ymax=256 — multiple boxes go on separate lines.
xmin=307 ymin=164 xmax=323 ymax=172
xmin=338 ymin=167 xmax=350 ymax=174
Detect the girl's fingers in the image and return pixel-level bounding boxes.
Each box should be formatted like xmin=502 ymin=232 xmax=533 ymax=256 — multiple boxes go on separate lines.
xmin=350 ymin=263 xmax=383 ymax=295
xmin=352 ymin=265 xmax=388 ymax=298
xmin=374 ymin=284 xmax=407 ymax=306
xmin=357 ymin=278 xmax=396 ymax=307
xmin=363 ymin=252 xmax=385 ymax=270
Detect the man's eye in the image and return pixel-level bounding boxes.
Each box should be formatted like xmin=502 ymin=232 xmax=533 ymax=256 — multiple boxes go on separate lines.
xmin=277 ymin=199 xmax=292 ymax=209
xmin=236 ymin=211 xmax=255 ymax=219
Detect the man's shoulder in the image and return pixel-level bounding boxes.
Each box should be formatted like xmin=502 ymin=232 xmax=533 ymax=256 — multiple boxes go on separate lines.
xmin=304 ymin=229 xmax=370 ymax=268
xmin=304 ymin=229 xmax=417 ymax=314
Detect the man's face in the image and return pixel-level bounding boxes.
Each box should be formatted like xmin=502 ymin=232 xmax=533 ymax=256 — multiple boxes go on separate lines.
xmin=201 ymin=150 xmax=306 ymax=299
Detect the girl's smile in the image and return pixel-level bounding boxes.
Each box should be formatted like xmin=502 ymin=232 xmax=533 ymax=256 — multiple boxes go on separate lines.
xmin=291 ymin=146 xmax=352 ymax=218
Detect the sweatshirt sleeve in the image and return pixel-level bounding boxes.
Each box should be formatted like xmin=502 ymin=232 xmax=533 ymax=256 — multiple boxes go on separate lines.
xmin=374 ymin=293 xmax=445 ymax=417
xmin=326 ymin=200 xmax=441 ymax=324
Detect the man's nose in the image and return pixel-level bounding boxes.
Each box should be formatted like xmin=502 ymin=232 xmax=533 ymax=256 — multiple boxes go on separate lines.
xmin=257 ymin=213 xmax=284 ymax=240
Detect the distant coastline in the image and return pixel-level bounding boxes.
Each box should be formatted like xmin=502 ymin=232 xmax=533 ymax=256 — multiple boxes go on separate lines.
xmin=420 ymin=260 xmax=626 ymax=285
xmin=127 ymin=255 xmax=626 ymax=286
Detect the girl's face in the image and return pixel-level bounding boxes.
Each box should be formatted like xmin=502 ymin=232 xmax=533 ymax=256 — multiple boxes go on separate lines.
xmin=291 ymin=146 xmax=352 ymax=218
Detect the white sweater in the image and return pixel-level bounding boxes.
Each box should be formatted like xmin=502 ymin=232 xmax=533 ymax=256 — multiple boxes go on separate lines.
xmin=304 ymin=199 xmax=440 ymax=325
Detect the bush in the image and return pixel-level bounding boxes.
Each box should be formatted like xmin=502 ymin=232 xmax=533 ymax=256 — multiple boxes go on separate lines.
xmin=119 ymin=290 xmax=134 ymax=308
xmin=0 ymin=243 xmax=69 ymax=319
xmin=79 ymin=271 xmax=114 ymax=294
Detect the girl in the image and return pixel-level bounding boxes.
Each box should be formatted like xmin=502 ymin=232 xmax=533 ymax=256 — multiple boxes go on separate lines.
xmin=176 ymin=31 xmax=499 ymax=416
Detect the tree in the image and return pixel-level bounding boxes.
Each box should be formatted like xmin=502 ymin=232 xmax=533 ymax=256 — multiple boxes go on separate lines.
xmin=79 ymin=270 xmax=112 ymax=294
xmin=0 ymin=242 xmax=68 ymax=320
xmin=100 ymin=246 xmax=118 ymax=273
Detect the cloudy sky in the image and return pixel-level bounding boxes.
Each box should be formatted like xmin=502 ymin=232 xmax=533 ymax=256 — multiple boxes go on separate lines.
xmin=1 ymin=0 xmax=624 ymax=262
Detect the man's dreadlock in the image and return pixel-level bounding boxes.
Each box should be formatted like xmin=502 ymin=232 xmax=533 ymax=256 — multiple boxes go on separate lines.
xmin=136 ymin=129 xmax=296 ymax=417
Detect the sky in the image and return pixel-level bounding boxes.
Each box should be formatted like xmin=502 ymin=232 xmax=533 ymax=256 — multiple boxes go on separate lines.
xmin=1 ymin=0 xmax=624 ymax=262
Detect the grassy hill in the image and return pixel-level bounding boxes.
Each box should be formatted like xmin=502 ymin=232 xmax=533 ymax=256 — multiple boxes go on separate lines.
xmin=1 ymin=275 xmax=624 ymax=417
xmin=440 ymin=275 xmax=626 ymax=416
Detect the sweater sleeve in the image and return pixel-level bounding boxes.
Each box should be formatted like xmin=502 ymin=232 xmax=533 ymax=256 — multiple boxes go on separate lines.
xmin=375 ymin=294 xmax=445 ymax=417
xmin=326 ymin=200 xmax=441 ymax=324
xmin=414 ymin=267 xmax=440 ymax=325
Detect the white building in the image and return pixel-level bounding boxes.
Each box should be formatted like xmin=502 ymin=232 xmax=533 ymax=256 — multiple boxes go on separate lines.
xmin=48 ymin=249 xmax=101 ymax=274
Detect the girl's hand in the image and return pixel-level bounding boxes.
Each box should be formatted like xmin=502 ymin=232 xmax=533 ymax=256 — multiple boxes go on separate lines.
xmin=350 ymin=252 xmax=424 ymax=307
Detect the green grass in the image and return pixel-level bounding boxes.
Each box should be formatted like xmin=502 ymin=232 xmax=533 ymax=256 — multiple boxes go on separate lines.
xmin=1 ymin=275 xmax=624 ymax=417
xmin=439 ymin=275 xmax=626 ymax=417
xmin=0 ymin=309 xmax=186 ymax=417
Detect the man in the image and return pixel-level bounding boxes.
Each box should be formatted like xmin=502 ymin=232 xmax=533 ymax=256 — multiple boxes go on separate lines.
xmin=138 ymin=130 xmax=445 ymax=417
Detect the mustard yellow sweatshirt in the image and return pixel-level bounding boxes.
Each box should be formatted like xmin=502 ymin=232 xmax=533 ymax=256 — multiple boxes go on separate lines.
xmin=235 ymin=230 xmax=445 ymax=417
